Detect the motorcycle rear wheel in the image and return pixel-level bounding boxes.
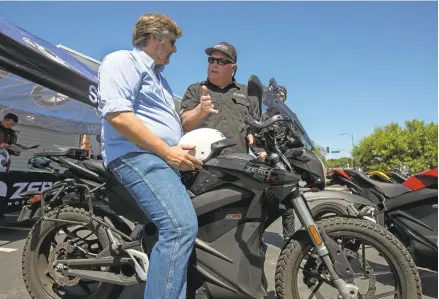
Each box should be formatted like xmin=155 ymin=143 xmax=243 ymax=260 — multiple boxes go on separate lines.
xmin=22 ymin=206 xmax=123 ymax=299
xmin=274 ymin=217 xmax=422 ymax=299
xmin=310 ymin=202 xmax=348 ymax=220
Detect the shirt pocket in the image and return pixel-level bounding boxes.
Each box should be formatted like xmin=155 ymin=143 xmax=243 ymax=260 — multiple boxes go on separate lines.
xmin=230 ymin=96 xmax=250 ymax=132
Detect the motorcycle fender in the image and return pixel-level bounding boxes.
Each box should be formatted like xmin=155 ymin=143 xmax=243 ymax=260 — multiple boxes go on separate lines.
xmin=303 ymin=190 xmax=377 ymax=209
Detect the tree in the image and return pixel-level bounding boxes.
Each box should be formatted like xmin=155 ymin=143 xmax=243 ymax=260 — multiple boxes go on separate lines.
xmin=352 ymin=119 xmax=438 ymax=174
xmin=311 ymin=140 xmax=327 ymax=164
xmin=326 ymin=157 xmax=352 ymax=169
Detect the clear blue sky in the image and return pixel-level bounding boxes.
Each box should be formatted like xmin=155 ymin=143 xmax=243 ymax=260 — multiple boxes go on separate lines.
xmin=1 ymin=1 xmax=437 ymax=158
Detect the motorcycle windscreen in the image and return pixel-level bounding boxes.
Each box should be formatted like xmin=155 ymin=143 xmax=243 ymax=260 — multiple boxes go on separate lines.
xmin=262 ymin=91 xmax=314 ymax=150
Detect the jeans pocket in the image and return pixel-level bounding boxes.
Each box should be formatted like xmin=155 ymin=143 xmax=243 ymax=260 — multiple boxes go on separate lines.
xmin=107 ymin=160 xmax=123 ymax=182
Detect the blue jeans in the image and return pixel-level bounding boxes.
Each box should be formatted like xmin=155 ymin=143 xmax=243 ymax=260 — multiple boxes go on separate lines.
xmin=108 ymin=152 xmax=198 ymax=299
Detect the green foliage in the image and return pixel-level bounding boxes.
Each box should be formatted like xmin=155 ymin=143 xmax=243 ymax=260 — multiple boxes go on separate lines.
xmin=311 ymin=140 xmax=327 ymax=164
xmin=352 ymin=119 xmax=438 ymax=174
xmin=326 ymin=157 xmax=352 ymax=169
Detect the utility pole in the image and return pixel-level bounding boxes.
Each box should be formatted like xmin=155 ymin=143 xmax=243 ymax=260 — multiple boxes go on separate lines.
xmin=341 ymin=133 xmax=355 ymax=169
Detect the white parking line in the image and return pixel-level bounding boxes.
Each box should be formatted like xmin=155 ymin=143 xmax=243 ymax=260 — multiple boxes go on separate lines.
xmin=0 ymin=248 xmax=18 ymax=253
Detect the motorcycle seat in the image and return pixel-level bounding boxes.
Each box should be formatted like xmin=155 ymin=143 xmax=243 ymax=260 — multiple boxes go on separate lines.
xmin=82 ymin=159 xmax=109 ymax=178
xmin=347 ymin=170 xmax=412 ymax=198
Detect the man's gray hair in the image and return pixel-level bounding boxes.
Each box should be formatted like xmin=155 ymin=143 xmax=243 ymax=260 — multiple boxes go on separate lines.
xmin=132 ymin=13 xmax=182 ymax=48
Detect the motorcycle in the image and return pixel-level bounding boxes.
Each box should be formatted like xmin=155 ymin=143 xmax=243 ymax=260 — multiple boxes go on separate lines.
xmin=19 ymin=76 xmax=422 ymax=299
xmin=367 ymin=166 xmax=411 ymax=184
xmin=367 ymin=170 xmax=395 ymax=183
xmin=312 ymin=167 xmax=438 ymax=271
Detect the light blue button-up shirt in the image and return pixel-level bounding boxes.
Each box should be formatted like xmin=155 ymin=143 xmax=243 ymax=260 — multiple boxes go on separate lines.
xmin=97 ymin=47 xmax=183 ymax=166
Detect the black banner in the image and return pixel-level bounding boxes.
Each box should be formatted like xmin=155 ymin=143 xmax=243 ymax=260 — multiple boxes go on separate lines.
xmin=0 ymin=33 xmax=98 ymax=108
xmin=0 ymin=171 xmax=60 ymax=214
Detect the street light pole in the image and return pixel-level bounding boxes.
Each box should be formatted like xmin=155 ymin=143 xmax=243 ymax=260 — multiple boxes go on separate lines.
xmin=341 ymin=133 xmax=355 ymax=169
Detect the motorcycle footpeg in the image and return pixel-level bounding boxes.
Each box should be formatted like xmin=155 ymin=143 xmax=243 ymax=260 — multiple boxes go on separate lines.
xmin=121 ymin=240 xmax=142 ymax=251
xmin=129 ymin=224 xmax=145 ymax=241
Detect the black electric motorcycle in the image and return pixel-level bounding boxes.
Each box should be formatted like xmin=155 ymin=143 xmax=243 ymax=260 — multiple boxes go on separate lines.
xmin=312 ymin=167 xmax=438 ymax=271
xmin=19 ymin=76 xmax=422 ymax=299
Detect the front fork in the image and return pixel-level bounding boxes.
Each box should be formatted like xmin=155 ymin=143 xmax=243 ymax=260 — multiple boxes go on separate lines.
xmin=289 ymin=190 xmax=359 ymax=299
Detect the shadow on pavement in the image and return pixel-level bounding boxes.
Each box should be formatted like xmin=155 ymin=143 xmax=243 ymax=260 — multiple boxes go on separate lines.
xmin=263 ymin=231 xmax=284 ymax=249
xmin=0 ymin=228 xmax=30 ymax=247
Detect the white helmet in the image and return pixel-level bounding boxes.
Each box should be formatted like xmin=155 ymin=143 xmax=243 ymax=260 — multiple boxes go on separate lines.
xmin=178 ymin=128 xmax=227 ymax=161
xmin=0 ymin=149 xmax=10 ymax=173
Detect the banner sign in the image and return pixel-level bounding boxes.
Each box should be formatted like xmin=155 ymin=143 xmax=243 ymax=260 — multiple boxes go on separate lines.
xmin=0 ymin=171 xmax=59 ymax=214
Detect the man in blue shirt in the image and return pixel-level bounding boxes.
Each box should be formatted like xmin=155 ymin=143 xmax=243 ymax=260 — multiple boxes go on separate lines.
xmin=97 ymin=13 xmax=202 ymax=299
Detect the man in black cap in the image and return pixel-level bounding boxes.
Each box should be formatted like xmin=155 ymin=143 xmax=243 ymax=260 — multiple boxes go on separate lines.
xmin=262 ymin=85 xmax=287 ymax=119
xmin=180 ymin=41 xmax=260 ymax=155
xmin=254 ymin=85 xmax=288 ymax=161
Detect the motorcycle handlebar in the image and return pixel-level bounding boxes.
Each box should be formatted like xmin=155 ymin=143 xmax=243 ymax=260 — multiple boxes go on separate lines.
xmin=245 ymin=114 xmax=290 ymax=132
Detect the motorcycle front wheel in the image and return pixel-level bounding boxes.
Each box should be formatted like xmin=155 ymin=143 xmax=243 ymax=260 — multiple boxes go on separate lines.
xmin=274 ymin=217 xmax=422 ymax=299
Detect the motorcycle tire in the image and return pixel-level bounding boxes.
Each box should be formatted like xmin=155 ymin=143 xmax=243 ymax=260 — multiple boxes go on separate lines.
xmin=310 ymin=202 xmax=348 ymax=220
xmin=22 ymin=206 xmax=124 ymax=299
xmin=274 ymin=217 xmax=422 ymax=299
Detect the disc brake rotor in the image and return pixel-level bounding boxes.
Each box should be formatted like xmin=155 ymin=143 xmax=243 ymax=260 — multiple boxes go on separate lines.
xmin=48 ymin=242 xmax=80 ymax=287
xmin=303 ymin=247 xmax=377 ymax=298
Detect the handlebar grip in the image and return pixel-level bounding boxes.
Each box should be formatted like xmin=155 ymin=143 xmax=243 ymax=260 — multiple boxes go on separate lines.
xmin=244 ymin=115 xmax=264 ymax=130
xmin=245 ymin=114 xmax=291 ymax=132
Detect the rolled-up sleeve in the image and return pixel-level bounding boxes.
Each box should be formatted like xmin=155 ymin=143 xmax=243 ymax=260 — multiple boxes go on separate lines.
xmin=98 ymin=51 xmax=141 ymax=117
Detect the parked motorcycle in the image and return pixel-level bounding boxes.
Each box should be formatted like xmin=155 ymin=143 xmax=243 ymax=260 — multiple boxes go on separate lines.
xmin=312 ymin=167 xmax=438 ymax=271
xmin=367 ymin=166 xmax=411 ymax=184
xmin=367 ymin=170 xmax=395 ymax=183
xmin=19 ymin=76 xmax=422 ymax=299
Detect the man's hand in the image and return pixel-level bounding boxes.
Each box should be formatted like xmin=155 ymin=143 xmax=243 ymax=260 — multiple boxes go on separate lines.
xmin=257 ymin=151 xmax=268 ymax=161
xmin=163 ymin=145 xmax=203 ymax=172
xmin=0 ymin=143 xmax=9 ymax=149
xmin=247 ymin=134 xmax=254 ymax=147
xmin=199 ymin=85 xmax=218 ymax=114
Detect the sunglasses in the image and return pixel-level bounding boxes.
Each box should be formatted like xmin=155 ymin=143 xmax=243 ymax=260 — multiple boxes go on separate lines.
xmin=168 ymin=39 xmax=176 ymax=47
xmin=158 ymin=34 xmax=176 ymax=47
xmin=208 ymin=56 xmax=234 ymax=66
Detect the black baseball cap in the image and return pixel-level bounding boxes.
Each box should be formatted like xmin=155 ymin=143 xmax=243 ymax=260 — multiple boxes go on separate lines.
xmin=205 ymin=42 xmax=237 ymax=63
xmin=4 ymin=112 xmax=18 ymax=123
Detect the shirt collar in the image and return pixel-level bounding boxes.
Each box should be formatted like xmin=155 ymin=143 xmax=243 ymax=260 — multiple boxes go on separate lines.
xmin=206 ymin=78 xmax=240 ymax=90
xmin=134 ymin=47 xmax=165 ymax=73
